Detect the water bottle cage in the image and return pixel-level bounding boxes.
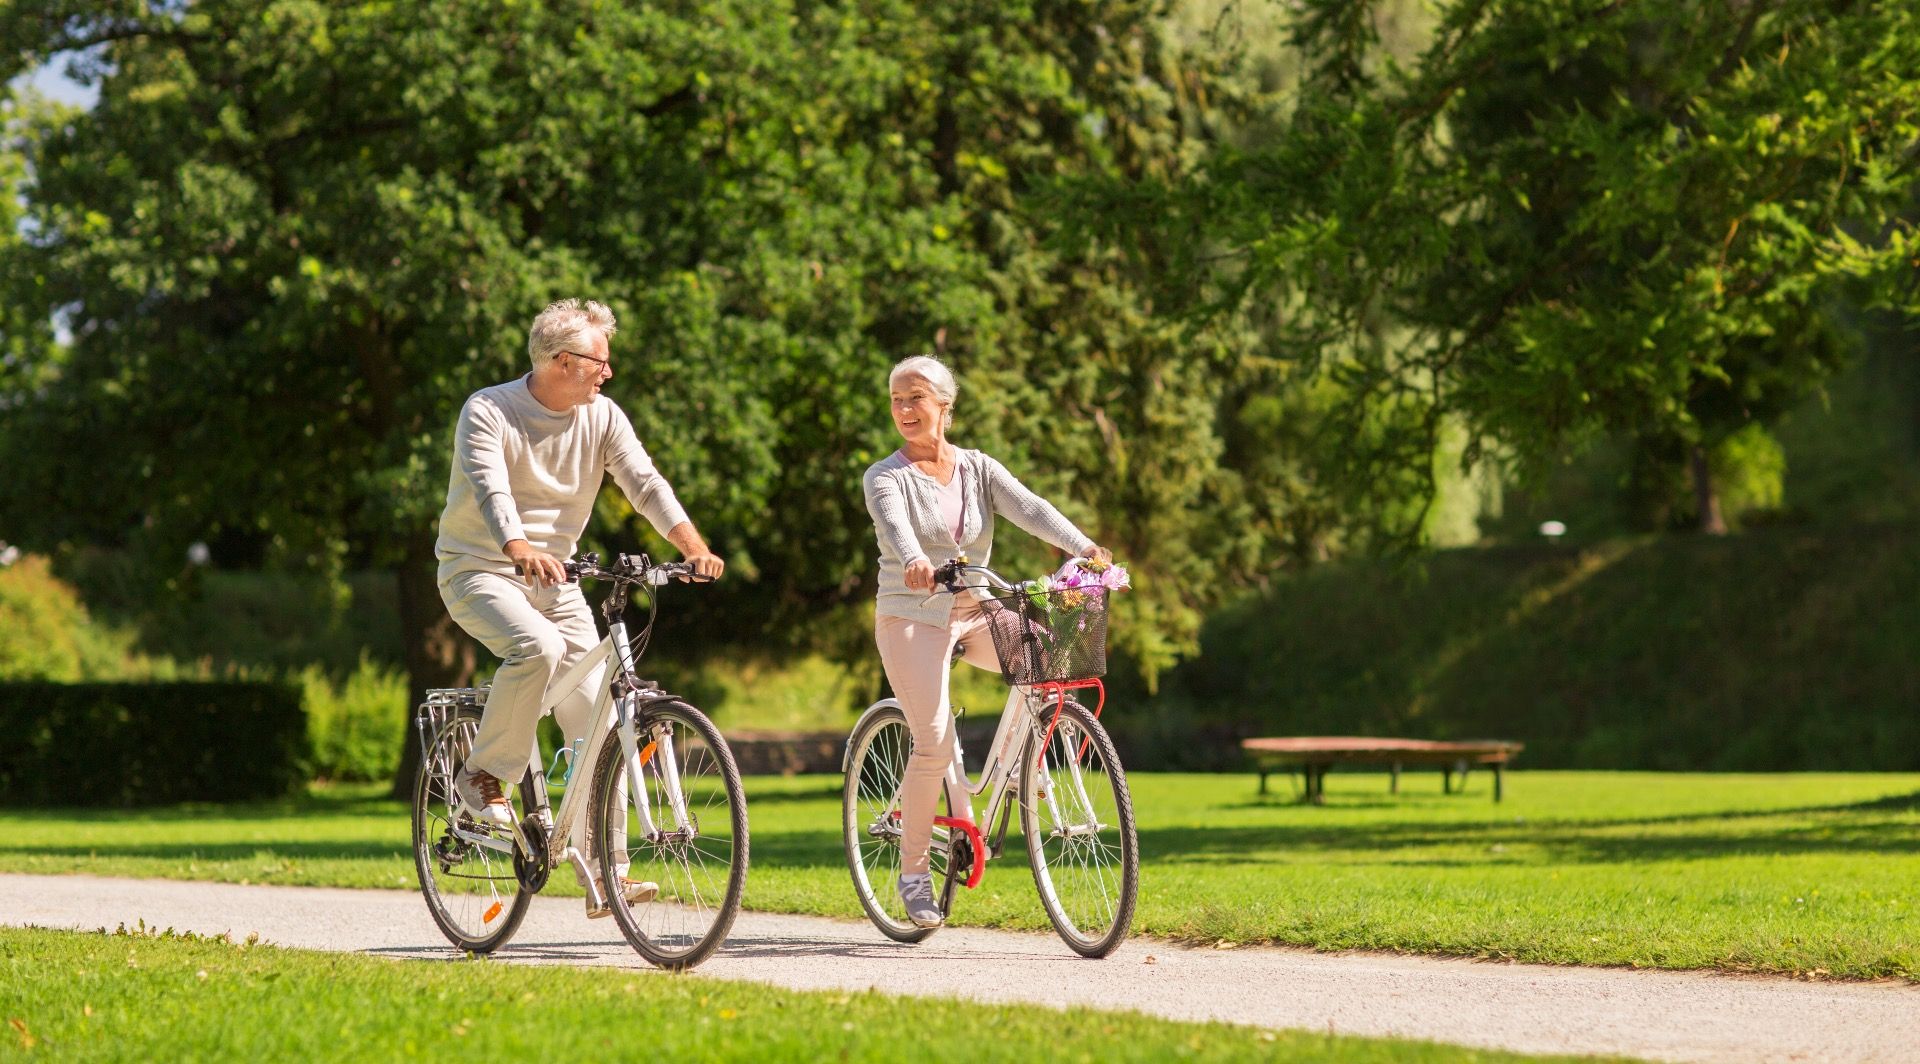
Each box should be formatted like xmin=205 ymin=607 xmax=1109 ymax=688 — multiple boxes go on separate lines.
xmin=544 ymin=738 xmax=586 ymax=787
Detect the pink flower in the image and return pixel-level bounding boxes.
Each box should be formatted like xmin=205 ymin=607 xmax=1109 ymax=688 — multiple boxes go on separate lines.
xmin=1047 ymin=560 xmax=1089 ymax=591
xmin=1044 ymin=559 xmax=1132 ymax=593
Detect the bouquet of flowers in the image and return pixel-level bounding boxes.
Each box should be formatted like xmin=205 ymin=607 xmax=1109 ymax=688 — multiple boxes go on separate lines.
xmin=984 ymin=557 xmax=1131 ymax=685
xmin=1016 ymin=557 xmax=1131 ymax=614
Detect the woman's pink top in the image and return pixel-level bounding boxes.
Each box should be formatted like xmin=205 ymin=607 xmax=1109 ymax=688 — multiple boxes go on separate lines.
xmin=936 ymin=465 xmax=965 ymax=542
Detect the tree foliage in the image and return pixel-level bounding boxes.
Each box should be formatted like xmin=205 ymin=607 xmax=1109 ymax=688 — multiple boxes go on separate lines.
xmin=0 ymin=0 xmax=1261 ymax=761
xmin=1073 ymin=0 xmax=1920 ymax=535
xmin=6 ymin=1 xmax=1914 ymax=783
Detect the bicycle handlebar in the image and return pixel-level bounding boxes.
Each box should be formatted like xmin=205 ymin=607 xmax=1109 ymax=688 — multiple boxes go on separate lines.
xmin=930 ymin=558 xmax=1042 ymax=594
xmin=563 ymin=552 xmax=715 ymax=586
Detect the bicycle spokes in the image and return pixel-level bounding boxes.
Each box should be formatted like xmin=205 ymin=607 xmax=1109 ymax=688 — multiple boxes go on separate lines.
xmin=601 ymin=705 xmax=744 ymax=964
xmin=1024 ymin=705 xmax=1137 ymax=955
xmin=844 ymin=710 xmax=958 ymax=940
xmin=412 ymin=712 xmax=530 ymax=951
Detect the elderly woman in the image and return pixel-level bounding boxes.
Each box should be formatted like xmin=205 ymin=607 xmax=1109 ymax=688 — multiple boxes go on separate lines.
xmin=863 ymin=354 xmax=1110 ymax=928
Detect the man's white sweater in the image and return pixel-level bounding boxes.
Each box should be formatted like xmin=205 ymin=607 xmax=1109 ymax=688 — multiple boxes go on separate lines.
xmin=435 ymin=375 xmax=689 ymax=584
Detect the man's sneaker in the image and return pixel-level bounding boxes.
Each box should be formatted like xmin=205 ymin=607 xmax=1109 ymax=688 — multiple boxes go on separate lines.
xmin=453 ymin=766 xmax=514 ymax=828
xmin=586 ymin=878 xmax=661 ymax=919
xmin=897 ymin=872 xmax=942 ymax=928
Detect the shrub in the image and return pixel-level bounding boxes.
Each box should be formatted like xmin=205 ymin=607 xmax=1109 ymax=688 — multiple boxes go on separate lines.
xmin=0 ymin=682 xmax=306 ymax=806
xmin=0 ymin=555 xmax=144 ymax=681
xmin=301 ymin=657 xmax=407 ymax=783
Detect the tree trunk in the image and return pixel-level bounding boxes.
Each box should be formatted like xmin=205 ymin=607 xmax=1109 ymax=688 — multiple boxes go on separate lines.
xmin=390 ymin=530 xmax=476 ymax=798
xmin=1689 ymin=443 xmax=1728 ymax=535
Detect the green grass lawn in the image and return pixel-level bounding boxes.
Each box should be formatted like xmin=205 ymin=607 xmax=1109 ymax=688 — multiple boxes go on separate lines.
xmin=0 ymin=927 xmax=1592 ymax=1063
xmin=3 ymin=771 xmax=1916 ymax=979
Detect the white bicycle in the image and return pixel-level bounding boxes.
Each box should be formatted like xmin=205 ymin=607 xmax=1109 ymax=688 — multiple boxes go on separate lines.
xmin=411 ymin=552 xmax=748 ymax=970
xmin=841 ymin=559 xmax=1139 ymax=958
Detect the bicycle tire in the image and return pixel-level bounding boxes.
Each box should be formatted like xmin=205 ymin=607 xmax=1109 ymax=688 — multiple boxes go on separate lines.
xmin=841 ymin=704 xmax=964 ymax=943
xmin=411 ymin=711 xmax=534 ymax=953
xmin=1020 ymin=699 xmax=1139 ymax=958
xmin=591 ymin=699 xmax=748 ymax=970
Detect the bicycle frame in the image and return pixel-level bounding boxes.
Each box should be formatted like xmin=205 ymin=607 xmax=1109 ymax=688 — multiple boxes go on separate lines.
xmin=848 ymin=668 xmax=1108 ymax=891
xmin=428 ymin=610 xmax=700 ymax=912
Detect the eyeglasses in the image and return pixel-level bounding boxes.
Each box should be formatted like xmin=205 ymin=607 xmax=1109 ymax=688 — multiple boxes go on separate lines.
xmin=561 ymin=350 xmax=611 ymax=370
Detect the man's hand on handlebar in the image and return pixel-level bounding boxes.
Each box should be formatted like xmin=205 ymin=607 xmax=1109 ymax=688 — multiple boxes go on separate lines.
xmin=506 ymin=539 xmax=568 ymax=587
xmin=682 ymin=550 xmax=725 ymax=582
xmin=663 ymin=521 xmax=725 ymax=582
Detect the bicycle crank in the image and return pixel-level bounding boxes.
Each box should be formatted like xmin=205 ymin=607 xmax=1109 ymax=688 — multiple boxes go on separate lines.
xmin=513 ymin=814 xmax=551 ymax=892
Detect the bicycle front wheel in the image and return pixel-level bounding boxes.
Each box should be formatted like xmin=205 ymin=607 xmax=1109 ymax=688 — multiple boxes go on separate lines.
xmin=590 ymin=700 xmax=748 ymax=970
xmin=412 ymin=711 xmax=532 ymax=953
xmin=1020 ymin=699 xmax=1139 ymax=958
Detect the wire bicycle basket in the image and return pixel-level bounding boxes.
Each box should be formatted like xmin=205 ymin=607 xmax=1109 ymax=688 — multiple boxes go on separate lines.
xmin=978 ymin=585 xmax=1110 ymax=686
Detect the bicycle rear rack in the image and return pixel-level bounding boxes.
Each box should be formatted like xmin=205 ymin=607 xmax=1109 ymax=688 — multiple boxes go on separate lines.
xmin=415 ymin=686 xmax=490 ymax=761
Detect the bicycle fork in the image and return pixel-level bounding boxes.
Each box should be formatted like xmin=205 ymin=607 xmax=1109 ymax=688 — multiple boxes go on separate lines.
xmin=619 ymin=697 xmax=696 ymax=843
xmin=1029 ymin=687 xmax=1110 ymax=838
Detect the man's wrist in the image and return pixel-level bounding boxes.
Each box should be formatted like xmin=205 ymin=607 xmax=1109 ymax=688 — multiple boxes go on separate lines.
xmin=664 ymin=521 xmax=708 ymax=557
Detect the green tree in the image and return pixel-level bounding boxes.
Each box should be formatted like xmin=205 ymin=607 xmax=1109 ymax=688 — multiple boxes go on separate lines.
xmin=1081 ymin=0 xmax=1920 ymax=538
xmin=1 ymin=0 xmax=1261 ymax=788
xmin=1 ymin=91 xmax=56 ymax=408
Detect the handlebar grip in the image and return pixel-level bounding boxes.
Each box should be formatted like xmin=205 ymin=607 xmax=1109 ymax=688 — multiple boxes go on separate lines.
xmin=645 ymin=562 xmax=716 ymax=585
xmin=560 ymin=551 xmax=600 ymax=583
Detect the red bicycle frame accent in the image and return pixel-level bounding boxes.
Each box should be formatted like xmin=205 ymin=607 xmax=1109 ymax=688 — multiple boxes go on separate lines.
xmin=881 ymin=677 xmax=1106 ymax=895
xmin=1032 ymin=677 xmax=1106 ymax=768
xmin=935 ymin=816 xmax=986 ymax=888
xmin=886 ymin=811 xmax=986 ymax=888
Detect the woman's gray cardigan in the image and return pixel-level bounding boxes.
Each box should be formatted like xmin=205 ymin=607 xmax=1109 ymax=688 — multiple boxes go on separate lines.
xmin=863 ymin=448 xmax=1094 ymax=626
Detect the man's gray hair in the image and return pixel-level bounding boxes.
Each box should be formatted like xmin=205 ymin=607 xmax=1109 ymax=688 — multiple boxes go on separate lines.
xmin=889 ymin=354 xmax=958 ymax=429
xmin=528 ymin=298 xmax=618 ymax=369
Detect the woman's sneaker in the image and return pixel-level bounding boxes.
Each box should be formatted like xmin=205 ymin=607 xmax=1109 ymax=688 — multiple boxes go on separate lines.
xmin=453 ymin=767 xmax=514 ymax=828
xmin=897 ymin=872 xmax=942 ymax=928
xmin=586 ymin=878 xmax=661 ymax=919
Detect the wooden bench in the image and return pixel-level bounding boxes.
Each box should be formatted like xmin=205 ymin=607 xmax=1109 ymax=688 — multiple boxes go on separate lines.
xmin=1240 ymin=737 xmax=1524 ymax=803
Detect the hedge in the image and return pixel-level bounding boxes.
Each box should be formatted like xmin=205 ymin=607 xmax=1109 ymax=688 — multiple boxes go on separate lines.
xmin=0 ymin=682 xmax=306 ymax=806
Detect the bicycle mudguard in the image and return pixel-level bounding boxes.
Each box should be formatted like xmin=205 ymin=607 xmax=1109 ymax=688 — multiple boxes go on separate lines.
xmin=843 ymin=698 xmax=904 ymax=772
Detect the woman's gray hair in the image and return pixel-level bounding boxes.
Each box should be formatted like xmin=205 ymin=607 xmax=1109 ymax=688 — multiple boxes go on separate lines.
xmin=528 ymin=298 xmax=618 ymax=369
xmin=889 ymin=354 xmax=958 ymax=429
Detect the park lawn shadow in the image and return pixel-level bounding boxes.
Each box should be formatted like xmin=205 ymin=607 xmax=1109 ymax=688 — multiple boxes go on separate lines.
xmin=736 ymin=781 xmax=845 ymax=805
xmin=0 ymin=788 xmax=403 ymax=824
xmin=0 ymin=840 xmax=409 ymax=863
xmin=1215 ymin=786 xmax=1920 ymax=829
xmin=745 ymin=828 xmax=885 ymax=871
xmin=1134 ymin=807 xmax=1920 ymax=866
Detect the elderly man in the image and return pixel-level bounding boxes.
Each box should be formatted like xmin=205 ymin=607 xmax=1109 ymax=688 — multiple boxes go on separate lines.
xmin=436 ymin=298 xmax=723 ymax=916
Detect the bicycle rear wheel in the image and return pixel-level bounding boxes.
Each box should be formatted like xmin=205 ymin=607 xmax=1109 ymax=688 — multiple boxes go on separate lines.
xmin=591 ymin=700 xmax=748 ymax=970
xmin=412 ymin=711 xmax=532 ymax=953
xmin=1020 ymin=699 xmax=1138 ymax=958
xmin=841 ymin=704 xmax=964 ymax=943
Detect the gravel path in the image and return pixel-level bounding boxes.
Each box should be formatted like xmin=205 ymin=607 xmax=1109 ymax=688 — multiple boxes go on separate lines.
xmin=4 ymin=873 xmax=1915 ymax=1062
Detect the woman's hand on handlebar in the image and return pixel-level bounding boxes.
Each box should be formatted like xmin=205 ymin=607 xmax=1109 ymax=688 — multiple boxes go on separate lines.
xmin=904 ymin=558 xmax=937 ymax=591
xmin=1080 ymin=544 xmax=1113 ymax=566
